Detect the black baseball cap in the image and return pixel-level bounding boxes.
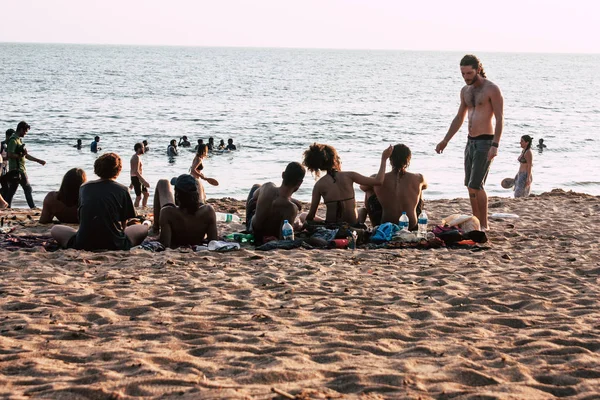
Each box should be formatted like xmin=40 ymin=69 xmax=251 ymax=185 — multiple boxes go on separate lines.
xmin=170 ymin=174 xmax=198 ymax=193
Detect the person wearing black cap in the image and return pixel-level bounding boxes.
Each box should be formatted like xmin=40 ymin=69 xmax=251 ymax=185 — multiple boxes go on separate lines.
xmin=151 ymin=174 xmax=216 ymax=248
xmin=4 ymin=121 xmax=46 ymax=208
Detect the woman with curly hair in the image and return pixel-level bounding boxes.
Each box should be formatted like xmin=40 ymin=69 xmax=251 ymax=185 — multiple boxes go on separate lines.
xmin=302 ymin=143 xmax=392 ymax=225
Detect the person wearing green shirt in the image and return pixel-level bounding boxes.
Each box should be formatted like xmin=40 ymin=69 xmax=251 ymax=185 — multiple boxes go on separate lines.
xmin=5 ymin=121 xmax=46 ymax=208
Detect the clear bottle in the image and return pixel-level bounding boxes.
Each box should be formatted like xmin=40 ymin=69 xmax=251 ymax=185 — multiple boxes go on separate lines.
xmin=417 ymin=211 xmax=428 ymax=239
xmin=399 ymin=212 xmax=409 ymax=231
xmin=282 ymin=220 xmax=294 ymax=240
xmin=215 ymin=212 xmax=241 ymax=223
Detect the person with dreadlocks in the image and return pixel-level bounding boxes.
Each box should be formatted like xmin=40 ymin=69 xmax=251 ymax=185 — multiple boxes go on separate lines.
xmin=359 ymin=144 xmax=427 ymax=230
xmin=302 ymin=143 xmax=392 ymax=225
xmin=514 ymin=135 xmax=533 ymax=198
xmin=435 ymin=54 xmax=504 ymax=231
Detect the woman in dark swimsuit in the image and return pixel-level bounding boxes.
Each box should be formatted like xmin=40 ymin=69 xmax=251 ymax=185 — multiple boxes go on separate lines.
xmin=302 ymin=143 xmax=392 ymax=225
xmin=514 ymin=135 xmax=533 ymax=198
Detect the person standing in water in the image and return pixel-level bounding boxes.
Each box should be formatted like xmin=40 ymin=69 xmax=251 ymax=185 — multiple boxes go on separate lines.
xmin=435 ymin=54 xmax=504 ymax=230
xmin=514 ymin=135 xmax=533 ymax=198
xmin=130 ymin=142 xmax=150 ymax=207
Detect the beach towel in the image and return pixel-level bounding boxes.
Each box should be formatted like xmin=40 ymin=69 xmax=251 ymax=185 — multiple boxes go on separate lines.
xmin=370 ymin=222 xmax=400 ymax=243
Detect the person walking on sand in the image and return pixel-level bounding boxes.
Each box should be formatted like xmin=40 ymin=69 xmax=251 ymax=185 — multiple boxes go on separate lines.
xmin=130 ymin=142 xmax=150 ymax=207
xmin=5 ymin=121 xmax=46 ymax=208
xmin=435 ymin=54 xmax=504 ymax=230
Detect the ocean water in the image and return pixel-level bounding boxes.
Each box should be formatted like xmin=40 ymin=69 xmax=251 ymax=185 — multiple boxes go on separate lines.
xmin=1 ymin=43 xmax=599 ymax=207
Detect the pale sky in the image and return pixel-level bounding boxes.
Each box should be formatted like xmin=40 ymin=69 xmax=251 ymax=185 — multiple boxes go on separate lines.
xmin=1 ymin=0 xmax=599 ymax=53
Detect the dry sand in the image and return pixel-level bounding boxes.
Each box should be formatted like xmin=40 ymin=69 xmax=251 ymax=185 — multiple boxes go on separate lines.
xmin=0 ymin=190 xmax=599 ymax=399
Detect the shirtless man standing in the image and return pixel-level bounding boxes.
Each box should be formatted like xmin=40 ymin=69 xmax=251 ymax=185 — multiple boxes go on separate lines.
xmin=436 ymin=54 xmax=504 ymax=230
xmin=245 ymin=162 xmax=305 ymax=245
xmin=130 ymin=142 xmax=150 ymax=207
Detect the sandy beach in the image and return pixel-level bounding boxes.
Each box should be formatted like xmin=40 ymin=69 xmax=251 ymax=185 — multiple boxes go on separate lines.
xmin=1 ymin=189 xmax=599 ymax=399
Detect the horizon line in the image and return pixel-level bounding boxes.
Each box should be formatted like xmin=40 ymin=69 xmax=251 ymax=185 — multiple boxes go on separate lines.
xmin=1 ymin=40 xmax=599 ymax=56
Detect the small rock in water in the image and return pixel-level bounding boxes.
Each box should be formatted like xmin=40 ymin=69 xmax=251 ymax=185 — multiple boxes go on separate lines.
xmin=501 ymin=254 xmax=512 ymax=260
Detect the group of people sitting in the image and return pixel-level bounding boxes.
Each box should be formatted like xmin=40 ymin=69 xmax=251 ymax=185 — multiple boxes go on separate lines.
xmin=40 ymin=142 xmax=426 ymax=251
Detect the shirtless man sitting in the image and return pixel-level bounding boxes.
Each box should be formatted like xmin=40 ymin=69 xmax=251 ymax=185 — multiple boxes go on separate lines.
xmin=152 ymin=174 xmax=217 ymax=248
xmin=373 ymin=144 xmax=426 ymax=230
xmin=245 ymin=162 xmax=305 ymax=245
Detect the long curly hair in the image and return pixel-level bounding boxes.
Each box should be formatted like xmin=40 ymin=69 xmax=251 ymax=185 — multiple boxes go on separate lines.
xmin=302 ymin=143 xmax=341 ymax=178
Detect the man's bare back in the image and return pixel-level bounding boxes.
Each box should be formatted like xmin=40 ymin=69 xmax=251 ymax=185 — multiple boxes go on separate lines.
xmin=130 ymin=153 xmax=142 ymax=177
xmin=159 ymin=205 xmax=217 ymax=248
xmin=375 ymin=171 xmax=426 ymax=230
xmin=252 ymin=182 xmax=299 ymax=241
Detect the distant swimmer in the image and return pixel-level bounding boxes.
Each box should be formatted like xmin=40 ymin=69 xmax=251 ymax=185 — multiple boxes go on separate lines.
xmin=179 ymin=136 xmax=191 ymax=148
xmin=167 ymin=139 xmax=178 ymax=157
xmin=130 ymin=142 xmax=150 ymax=207
xmin=151 ymin=174 xmax=217 ymax=248
xmin=537 ymin=138 xmax=547 ymax=151
xmin=90 ymin=136 xmax=101 ymax=153
xmin=74 ymin=139 xmax=82 ymax=150
xmin=39 ymin=168 xmax=86 ymax=224
xmin=194 ymin=138 xmax=204 ymax=151
xmin=143 ymin=139 xmax=149 ymax=152
xmin=207 ymin=137 xmax=215 ymax=151
xmin=217 ymin=139 xmax=225 ymax=150
xmin=226 ymin=138 xmax=237 ymax=151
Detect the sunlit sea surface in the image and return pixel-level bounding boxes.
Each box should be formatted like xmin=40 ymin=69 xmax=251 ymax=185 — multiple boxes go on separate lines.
xmin=1 ymin=43 xmax=599 ymax=207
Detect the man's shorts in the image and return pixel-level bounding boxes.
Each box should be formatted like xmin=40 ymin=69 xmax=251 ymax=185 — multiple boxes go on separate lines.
xmin=464 ymin=136 xmax=493 ymax=190
xmin=131 ymin=176 xmax=148 ymax=196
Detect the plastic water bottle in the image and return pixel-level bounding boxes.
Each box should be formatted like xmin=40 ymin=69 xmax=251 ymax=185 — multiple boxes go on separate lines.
xmin=399 ymin=212 xmax=409 ymax=231
xmin=215 ymin=212 xmax=241 ymax=223
xmin=282 ymin=220 xmax=294 ymax=240
xmin=417 ymin=211 xmax=428 ymax=239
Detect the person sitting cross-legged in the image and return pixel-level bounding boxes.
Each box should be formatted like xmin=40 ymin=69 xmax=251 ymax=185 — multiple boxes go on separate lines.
xmin=51 ymin=153 xmax=149 ymax=251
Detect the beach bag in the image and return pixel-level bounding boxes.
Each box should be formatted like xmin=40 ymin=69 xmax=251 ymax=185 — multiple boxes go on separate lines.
xmin=442 ymin=214 xmax=481 ymax=233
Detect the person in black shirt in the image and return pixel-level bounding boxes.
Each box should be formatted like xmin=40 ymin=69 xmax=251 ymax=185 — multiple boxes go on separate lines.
xmin=51 ymin=153 xmax=149 ymax=250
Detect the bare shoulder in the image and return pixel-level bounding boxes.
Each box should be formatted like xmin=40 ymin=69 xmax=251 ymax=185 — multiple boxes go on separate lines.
xmin=484 ymin=80 xmax=502 ymax=95
xmin=43 ymin=191 xmax=59 ymax=204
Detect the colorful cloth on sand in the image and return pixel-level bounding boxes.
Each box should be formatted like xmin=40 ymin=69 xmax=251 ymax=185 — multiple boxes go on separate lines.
xmin=0 ymin=234 xmax=59 ymax=252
